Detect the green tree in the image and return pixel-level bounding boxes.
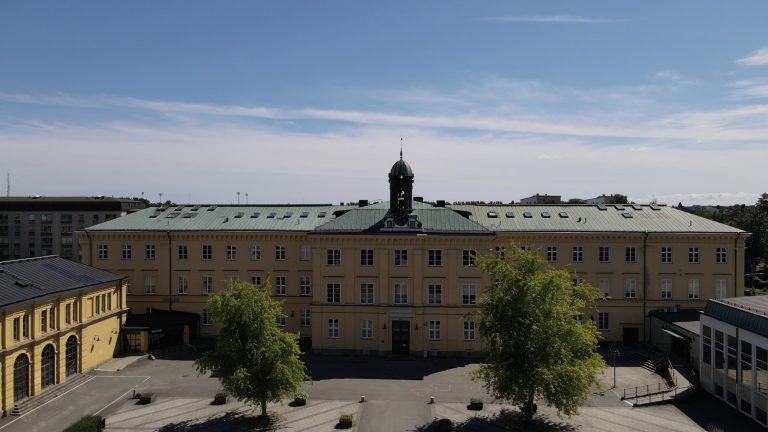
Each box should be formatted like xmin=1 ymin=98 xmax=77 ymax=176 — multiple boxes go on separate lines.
xmin=195 ymin=280 xmax=309 ymax=417
xmin=473 ymin=245 xmax=606 ymax=422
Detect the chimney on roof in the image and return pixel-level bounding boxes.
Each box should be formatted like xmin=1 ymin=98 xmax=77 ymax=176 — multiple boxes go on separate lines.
xmin=358 ymin=199 xmax=369 ymax=207
xmin=414 ymin=196 xmax=423 ymax=203
xmin=436 ymin=200 xmax=446 ymax=207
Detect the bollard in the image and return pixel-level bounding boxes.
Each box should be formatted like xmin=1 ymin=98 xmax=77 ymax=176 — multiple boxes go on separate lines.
xmin=360 ymin=395 xmax=366 ymax=403
xmin=429 ymin=396 xmax=435 ymax=404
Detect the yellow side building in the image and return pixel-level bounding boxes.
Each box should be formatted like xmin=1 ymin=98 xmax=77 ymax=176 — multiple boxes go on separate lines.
xmin=0 ymin=256 xmax=126 ymax=414
xmin=79 ymin=157 xmax=747 ymax=356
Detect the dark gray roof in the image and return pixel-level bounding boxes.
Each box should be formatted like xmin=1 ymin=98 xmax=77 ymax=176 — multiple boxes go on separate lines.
xmin=313 ymin=201 xmax=491 ymax=234
xmin=704 ymin=296 xmax=768 ymax=339
xmin=0 ymin=256 xmax=123 ymax=307
xmin=389 ymin=159 xmax=414 ymax=177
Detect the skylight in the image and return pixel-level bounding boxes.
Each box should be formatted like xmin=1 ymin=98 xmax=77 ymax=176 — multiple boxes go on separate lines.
xmin=523 ymin=212 xmax=533 ymax=218
xmin=541 ymin=212 xmax=551 ymax=218
xmin=487 ymin=211 xmax=498 ymax=218
xmin=559 ymin=212 xmax=568 ymax=218
xmin=505 ymin=211 xmax=514 ymax=218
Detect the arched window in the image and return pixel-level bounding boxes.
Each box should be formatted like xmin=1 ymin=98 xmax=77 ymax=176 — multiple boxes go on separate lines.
xmin=41 ymin=344 xmax=56 ymax=388
xmin=66 ymin=335 xmax=78 ymax=377
xmin=14 ymin=354 xmax=29 ymax=402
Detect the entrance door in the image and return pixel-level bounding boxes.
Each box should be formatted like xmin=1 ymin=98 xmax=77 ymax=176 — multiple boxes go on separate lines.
xmin=623 ymin=327 xmax=640 ymax=346
xmin=66 ymin=336 xmax=78 ymax=376
xmin=41 ymin=344 xmax=55 ymax=388
xmin=391 ymin=320 xmax=410 ymax=355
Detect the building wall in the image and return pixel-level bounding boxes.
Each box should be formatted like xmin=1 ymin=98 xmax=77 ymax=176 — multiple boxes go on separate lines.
xmin=700 ymin=315 xmax=768 ymax=427
xmin=80 ymin=229 xmax=745 ymax=354
xmin=0 ymin=281 xmax=127 ymax=412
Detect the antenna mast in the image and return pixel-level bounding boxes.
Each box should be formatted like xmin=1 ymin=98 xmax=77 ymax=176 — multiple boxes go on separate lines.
xmin=6 ymin=172 xmax=9 ymax=197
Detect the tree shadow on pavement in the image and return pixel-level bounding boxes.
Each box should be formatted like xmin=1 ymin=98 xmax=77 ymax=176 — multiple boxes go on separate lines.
xmin=158 ymin=410 xmax=283 ymax=432
xmin=305 ymin=355 xmax=481 ymax=380
xmin=416 ymin=409 xmax=578 ymax=432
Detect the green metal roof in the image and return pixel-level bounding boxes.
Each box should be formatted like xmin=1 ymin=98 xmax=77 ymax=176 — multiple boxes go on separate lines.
xmin=84 ymin=204 xmax=354 ymax=232
xmin=313 ymin=203 xmax=491 ymax=234
xmin=704 ymin=296 xmax=768 ymax=339
xmin=447 ymin=204 xmax=745 ymax=233
xmin=84 ymin=202 xmax=744 ymax=235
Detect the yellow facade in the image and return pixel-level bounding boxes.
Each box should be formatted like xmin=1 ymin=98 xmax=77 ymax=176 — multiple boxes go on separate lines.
xmin=79 ymin=227 xmax=745 ymax=355
xmin=0 ymin=279 xmax=126 ymax=413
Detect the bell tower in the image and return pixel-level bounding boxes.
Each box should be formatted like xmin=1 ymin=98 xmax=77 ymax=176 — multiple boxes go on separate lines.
xmin=388 ymin=149 xmax=414 ymax=212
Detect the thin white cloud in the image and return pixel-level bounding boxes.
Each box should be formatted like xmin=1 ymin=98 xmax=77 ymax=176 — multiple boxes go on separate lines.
xmin=737 ymin=48 xmax=768 ymax=66
xmin=727 ymin=79 xmax=768 ymax=99
xmin=481 ymin=15 xmax=622 ymax=24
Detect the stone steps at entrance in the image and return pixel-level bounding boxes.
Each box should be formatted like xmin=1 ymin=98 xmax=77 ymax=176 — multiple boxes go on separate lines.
xmin=11 ymin=373 xmax=91 ymax=416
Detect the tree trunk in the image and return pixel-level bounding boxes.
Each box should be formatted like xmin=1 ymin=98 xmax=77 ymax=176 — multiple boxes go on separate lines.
xmin=524 ymin=386 xmax=535 ymax=423
xmin=260 ymin=398 xmax=267 ymax=417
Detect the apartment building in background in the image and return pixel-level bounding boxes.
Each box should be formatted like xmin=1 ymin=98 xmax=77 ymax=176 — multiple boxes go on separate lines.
xmin=0 ymin=196 xmax=146 ymax=261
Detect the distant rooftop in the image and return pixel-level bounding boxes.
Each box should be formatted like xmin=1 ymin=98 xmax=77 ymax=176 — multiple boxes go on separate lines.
xmin=0 ymin=196 xmax=146 ymax=212
xmin=705 ymin=296 xmax=768 ymax=339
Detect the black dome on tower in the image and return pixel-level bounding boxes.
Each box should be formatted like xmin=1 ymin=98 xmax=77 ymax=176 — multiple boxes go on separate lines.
xmin=388 ymin=151 xmax=414 ymax=212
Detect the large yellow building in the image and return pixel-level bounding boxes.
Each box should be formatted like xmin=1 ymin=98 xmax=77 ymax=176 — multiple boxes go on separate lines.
xmin=79 ymin=157 xmax=747 ymax=355
xmin=0 ymin=256 xmax=126 ymax=415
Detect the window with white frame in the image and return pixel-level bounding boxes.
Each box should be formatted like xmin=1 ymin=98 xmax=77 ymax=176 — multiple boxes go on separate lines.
xmin=599 ymin=246 xmax=610 ymax=263
xmin=276 ymin=315 xmax=286 ymax=327
xmin=688 ymin=247 xmax=700 ymax=264
xmin=300 ymin=277 xmax=311 ymax=296
xmin=661 ymin=279 xmax=672 ymax=299
xmin=462 ymin=249 xmax=476 ymax=266
xmin=177 ymin=244 xmax=188 ymax=260
xmin=360 ymin=283 xmax=374 ymax=304
xmin=250 ymin=245 xmax=261 ymax=261
xmin=202 ymin=275 xmax=213 ymax=295
xmin=661 ymin=247 xmax=672 ymax=264
xmin=275 ymin=245 xmax=286 ymax=260
xmin=145 ymin=244 xmax=156 ymax=260
xmin=428 ymin=320 xmax=441 ymax=340
xmin=625 ymin=247 xmax=636 ymax=263
xmin=464 ymin=321 xmax=476 ymax=340
xmin=394 ymin=249 xmax=408 ymax=266
xmin=251 ymin=275 xmax=262 ymax=288
xmin=574 ymin=313 xmax=584 ymax=324
xmin=428 ymin=284 xmax=442 ymax=305
xmin=300 ymin=245 xmax=311 ymax=261
xmin=716 ymin=279 xmax=727 ymax=298
xmin=598 ymin=278 xmax=610 ymax=298
xmin=226 ymin=245 xmax=237 ymax=261
xmin=688 ymin=278 xmax=700 ymax=299
xmin=716 ymin=247 xmax=727 ymax=264
xmin=121 ymin=244 xmax=132 ymax=260
xmin=177 ymin=275 xmax=188 ymax=294
xmin=361 ymin=319 xmax=373 ymax=339
xmin=598 ymin=312 xmax=609 ymax=331
xmin=300 ymin=309 xmax=310 ymax=327
xmin=202 ymin=309 xmax=213 ymax=325
xmin=462 ymin=284 xmax=477 ymax=305
xmin=202 ymin=244 xmax=213 ymax=261
xmin=394 ymin=283 xmax=408 ymax=304
xmin=145 ymin=274 xmax=156 ymax=294
xmin=495 ymin=245 xmax=506 ymax=259
xmin=326 ymin=283 xmax=340 ymax=303
xmin=428 ymin=250 xmax=442 ymax=266
xmin=327 ymin=249 xmax=341 ymax=266
xmin=546 ymin=246 xmax=557 ymax=262
xmin=97 ymin=244 xmax=108 ymax=260
xmin=625 ymin=278 xmax=637 ymax=299
xmin=328 ymin=319 xmax=339 ymax=338
xmin=360 ymin=249 xmax=374 ymax=266
xmin=572 ymin=246 xmax=583 ymax=263
xmin=275 ymin=276 xmax=286 ymax=296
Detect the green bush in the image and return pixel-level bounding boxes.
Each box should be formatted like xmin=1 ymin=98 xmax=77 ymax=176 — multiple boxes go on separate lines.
xmin=338 ymin=413 xmax=353 ymax=428
xmin=468 ymin=397 xmax=483 ymax=411
xmin=137 ymin=392 xmax=154 ymax=405
xmin=63 ymin=416 xmax=101 ymax=432
xmin=213 ymin=391 xmax=228 ymax=405
xmin=292 ymin=391 xmax=308 ymax=406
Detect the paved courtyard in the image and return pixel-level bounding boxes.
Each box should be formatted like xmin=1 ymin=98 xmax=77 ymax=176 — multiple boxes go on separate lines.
xmin=0 ymin=349 xmax=762 ymax=432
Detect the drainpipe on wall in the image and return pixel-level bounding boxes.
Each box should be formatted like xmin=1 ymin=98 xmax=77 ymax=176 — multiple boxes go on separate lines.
xmin=643 ymin=231 xmax=649 ymax=344
xmin=167 ymin=231 xmax=172 ymax=312
xmin=734 ymin=232 xmax=742 ymax=296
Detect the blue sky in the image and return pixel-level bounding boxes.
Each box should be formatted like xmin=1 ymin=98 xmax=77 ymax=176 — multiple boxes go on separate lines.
xmin=2 ymin=1 xmax=768 ymax=205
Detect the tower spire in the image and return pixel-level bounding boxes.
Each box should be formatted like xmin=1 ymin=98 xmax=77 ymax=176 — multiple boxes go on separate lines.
xmin=400 ymin=137 xmax=403 ymax=160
